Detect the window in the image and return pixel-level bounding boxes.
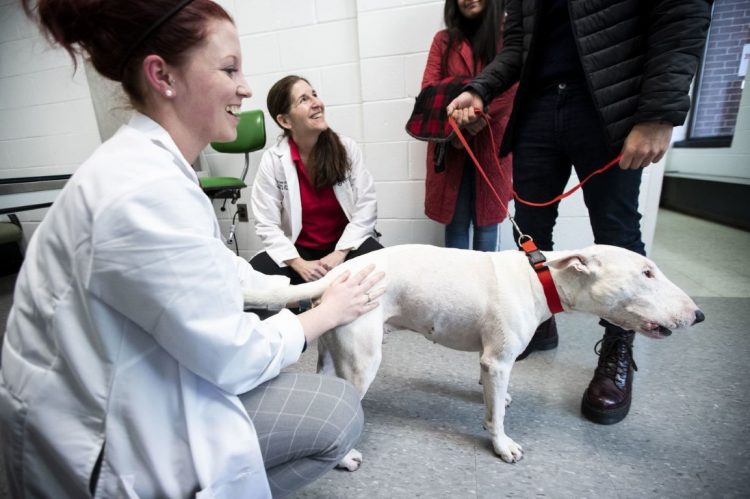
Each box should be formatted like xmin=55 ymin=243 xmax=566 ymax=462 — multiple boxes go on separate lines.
xmin=681 ymin=0 xmax=749 ymax=147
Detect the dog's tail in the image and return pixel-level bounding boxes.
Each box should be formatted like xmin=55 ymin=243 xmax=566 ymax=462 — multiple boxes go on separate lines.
xmin=243 ymin=272 xmax=336 ymax=307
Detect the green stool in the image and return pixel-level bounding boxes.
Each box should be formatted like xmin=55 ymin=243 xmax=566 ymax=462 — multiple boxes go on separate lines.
xmin=0 ymin=215 xmax=24 ymax=276
xmin=200 ymin=109 xmax=266 ymax=202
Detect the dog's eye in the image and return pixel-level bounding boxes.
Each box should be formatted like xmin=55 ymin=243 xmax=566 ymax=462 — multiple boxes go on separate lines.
xmin=643 ymin=269 xmax=654 ymax=279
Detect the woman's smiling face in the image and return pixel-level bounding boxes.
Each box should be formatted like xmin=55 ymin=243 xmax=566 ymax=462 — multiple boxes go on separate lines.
xmin=279 ymin=79 xmax=328 ymax=140
xmin=172 ymin=18 xmax=251 ymax=146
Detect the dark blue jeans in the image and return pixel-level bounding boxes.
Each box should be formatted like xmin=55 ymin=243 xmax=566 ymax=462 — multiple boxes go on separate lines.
xmin=445 ymin=165 xmax=499 ymax=252
xmin=512 ymin=82 xmax=645 ymax=256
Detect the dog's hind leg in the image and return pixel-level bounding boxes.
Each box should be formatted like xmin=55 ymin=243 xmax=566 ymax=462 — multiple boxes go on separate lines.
xmin=480 ymin=348 xmax=523 ymax=463
xmin=316 ymin=337 xmax=336 ymax=376
xmin=326 ymin=321 xmax=383 ymax=398
xmin=323 ymin=318 xmax=384 ymax=472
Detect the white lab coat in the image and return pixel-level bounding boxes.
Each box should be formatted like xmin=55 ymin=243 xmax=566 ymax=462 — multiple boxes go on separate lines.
xmin=0 ymin=113 xmax=305 ymax=498
xmin=251 ymin=135 xmax=378 ymax=266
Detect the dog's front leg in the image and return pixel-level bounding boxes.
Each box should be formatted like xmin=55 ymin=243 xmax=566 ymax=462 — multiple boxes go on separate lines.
xmin=480 ymin=351 xmax=523 ymax=463
xmin=478 ymin=354 xmax=512 ymax=407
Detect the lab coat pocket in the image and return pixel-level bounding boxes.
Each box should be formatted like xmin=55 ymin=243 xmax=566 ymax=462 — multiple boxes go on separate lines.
xmin=195 ymin=469 xmax=271 ymax=499
xmin=117 ymin=474 xmax=140 ymax=498
xmin=100 ymin=472 xmax=140 ymax=498
xmin=88 ymin=441 xmax=105 ymax=496
xmin=97 ymin=461 xmax=140 ymax=499
xmin=0 ymin=379 xmax=27 ymax=493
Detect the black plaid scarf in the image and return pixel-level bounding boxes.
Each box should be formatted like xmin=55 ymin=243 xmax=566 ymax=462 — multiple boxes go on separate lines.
xmin=405 ymin=77 xmax=471 ymax=142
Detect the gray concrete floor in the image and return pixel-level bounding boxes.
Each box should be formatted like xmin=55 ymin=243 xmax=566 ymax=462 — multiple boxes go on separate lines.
xmin=290 ymin=209 xmax=750 ymax=498
xmin=1 ymin=209 xmax=748 ymax=498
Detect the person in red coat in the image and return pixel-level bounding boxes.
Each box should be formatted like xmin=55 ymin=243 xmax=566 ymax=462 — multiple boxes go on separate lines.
xmin=421 ymin=0 xmax=517 ymax=251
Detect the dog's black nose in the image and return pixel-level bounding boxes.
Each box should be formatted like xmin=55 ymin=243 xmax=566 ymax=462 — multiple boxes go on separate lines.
xmin=694 ymin=310 xmax=705 ymax=324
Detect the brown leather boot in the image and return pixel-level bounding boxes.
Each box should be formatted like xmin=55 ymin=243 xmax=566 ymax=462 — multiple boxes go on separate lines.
xmin=516 ymin=316 xmax=559 ymax=361
xmin=581 ymin=327 xmax=638 ymax=425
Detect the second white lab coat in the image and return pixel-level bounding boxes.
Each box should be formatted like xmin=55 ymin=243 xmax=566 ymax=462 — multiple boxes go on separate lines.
xmin=0 ymin=113 xmax=303 ymax=498
xmin=251 ymin=135 xmax=378 ymax=266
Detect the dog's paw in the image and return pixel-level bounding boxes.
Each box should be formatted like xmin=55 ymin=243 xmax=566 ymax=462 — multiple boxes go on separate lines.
xmin=493 ymin=435 xmax=523 ymax=463
xmin=335 ymin=448 xmax=363 ymax=472
xmin=505 ymin=392 xmax=512 ymax=407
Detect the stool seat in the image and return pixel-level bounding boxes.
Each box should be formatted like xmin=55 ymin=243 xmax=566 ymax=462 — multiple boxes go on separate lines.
xmin=1 ymin=218 xmax=24 ymax=275
xmin=199 ymin=177 xmax=247 ymax=198
xmin=0 ymin=221 xmax=22 ymax=245
xmin=202 ymin=109 xmax=265 ymax=202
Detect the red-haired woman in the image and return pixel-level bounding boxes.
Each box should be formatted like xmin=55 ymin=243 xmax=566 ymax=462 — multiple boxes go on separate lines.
xmin=0 ymin=1 xmax=382 ymax=497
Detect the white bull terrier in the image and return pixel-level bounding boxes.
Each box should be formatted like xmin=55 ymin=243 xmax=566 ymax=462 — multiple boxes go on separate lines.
xmin=244 ymin=244 xmax=704 ymax=466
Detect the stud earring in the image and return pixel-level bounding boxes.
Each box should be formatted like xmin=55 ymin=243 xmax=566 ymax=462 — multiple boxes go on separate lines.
xmin=165 ymin=89 xmax=174 ymax=97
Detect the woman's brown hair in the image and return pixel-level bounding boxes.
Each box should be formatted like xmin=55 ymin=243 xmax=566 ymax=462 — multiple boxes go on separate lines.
xmin=267 ymin=75 xmax=351 ymax=190
xmin=21 ymin=0 xmax=232 ymax=108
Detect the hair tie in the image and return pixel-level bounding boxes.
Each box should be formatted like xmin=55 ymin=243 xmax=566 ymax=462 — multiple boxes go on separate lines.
xmin=119 ymin=0 xmax=195 ymax=78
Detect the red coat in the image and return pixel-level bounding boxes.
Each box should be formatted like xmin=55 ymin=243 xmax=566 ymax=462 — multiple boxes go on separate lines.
xmin=421 ymin=30 xmax=517 ymax=226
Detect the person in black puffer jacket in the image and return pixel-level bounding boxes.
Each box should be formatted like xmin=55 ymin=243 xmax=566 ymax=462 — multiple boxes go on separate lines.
xmin=447 ymin=0 xmax=712 ymax=426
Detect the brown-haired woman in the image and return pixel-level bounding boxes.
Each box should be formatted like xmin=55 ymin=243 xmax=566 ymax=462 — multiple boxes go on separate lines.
xmin=250 ymin=75 xmax=382 ymax=286
xmin=0 ymin=2 xmax=383 ymax=497
xmin=421 ymin=0 xmax=516 ymax=252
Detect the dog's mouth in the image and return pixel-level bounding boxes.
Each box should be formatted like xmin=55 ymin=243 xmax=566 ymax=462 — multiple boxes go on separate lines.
xmin=641 ymin=321 xmax=672 ymax=339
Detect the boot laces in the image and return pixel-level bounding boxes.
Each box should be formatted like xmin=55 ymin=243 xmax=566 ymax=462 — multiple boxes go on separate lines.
xmin=593 ymin=336 xmax=638 ymax=386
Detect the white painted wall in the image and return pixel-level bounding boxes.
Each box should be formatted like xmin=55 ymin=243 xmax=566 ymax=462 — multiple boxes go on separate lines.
xmin=0 ymin=0 xmax=100 ymax=242
xmin=1 ymin=0 xmax=668 ymax=258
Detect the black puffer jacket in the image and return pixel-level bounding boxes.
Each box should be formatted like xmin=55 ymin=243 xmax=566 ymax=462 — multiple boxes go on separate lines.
xmin=469 ymin=0 xmax=713 ymax=155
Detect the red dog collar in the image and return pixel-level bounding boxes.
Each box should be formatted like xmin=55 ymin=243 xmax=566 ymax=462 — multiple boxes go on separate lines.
xmin=520 ymin=238 xmax=564 ymax=314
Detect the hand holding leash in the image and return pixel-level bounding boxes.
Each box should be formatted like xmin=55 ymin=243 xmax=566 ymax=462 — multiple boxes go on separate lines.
xmin=446 ymin=90 xmax=485 ymax=127
xmin=619 ymin=121 xmax=673 ymax=169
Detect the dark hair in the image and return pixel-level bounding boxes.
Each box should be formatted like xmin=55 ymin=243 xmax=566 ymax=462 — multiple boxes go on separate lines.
xmin=267 ymin=75 xmax=351 ymax=190
xmin=442 ymin=0 xmax=504 ymax=74
xmin=21 ymin=0 xmax=232 ymax=108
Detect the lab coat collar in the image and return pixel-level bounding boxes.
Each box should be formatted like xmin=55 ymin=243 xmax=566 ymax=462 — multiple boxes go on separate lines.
xmin=269 ymin=135 xmax=292 ymax=160
xmin=127 ymin=112 xmax=200 ymax=185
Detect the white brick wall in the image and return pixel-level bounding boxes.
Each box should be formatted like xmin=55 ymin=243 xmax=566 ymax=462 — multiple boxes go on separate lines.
xmin=208 ymin=2 xmax=367 ymax=259
xmin=1 ymin=0 xmax=664 ymax=256
xmin=0 ymin=1 xmax=100 ymax=240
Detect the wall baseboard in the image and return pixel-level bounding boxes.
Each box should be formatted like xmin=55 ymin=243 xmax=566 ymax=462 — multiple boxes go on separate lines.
xmin=660 ymin=176 xmax=749 ymax=231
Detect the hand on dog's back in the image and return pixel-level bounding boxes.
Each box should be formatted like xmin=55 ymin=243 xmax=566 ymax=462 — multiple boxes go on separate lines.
xmin=298 ymin=264 xmax=385 ymax=342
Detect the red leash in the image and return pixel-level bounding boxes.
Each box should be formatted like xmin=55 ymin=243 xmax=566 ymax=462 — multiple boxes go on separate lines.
xmin=447 ymin=111 xmax=622 ymax=209
xmin=446 ymin=111 xmax=622 ymax=315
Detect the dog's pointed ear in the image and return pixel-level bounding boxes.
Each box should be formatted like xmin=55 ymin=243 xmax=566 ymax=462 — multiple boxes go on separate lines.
xmin=546 ymin=253 xmax=590 ymax=274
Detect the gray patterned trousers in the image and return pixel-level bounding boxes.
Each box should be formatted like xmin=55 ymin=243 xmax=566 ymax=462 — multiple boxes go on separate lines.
xmin=240 ymin=372 xmax=364 ymax=498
